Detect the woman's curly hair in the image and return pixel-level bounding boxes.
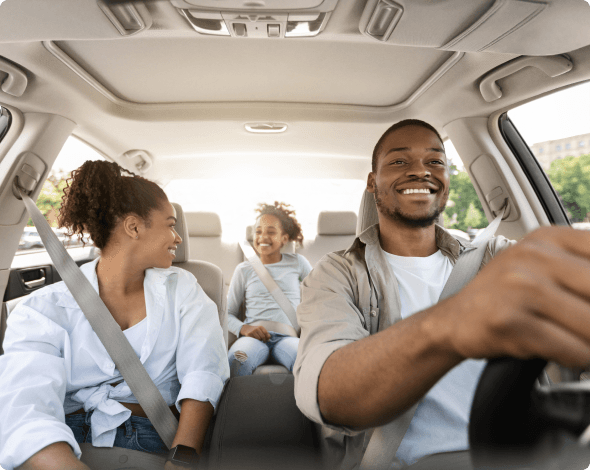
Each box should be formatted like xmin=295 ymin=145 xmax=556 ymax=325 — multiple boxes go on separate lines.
xmin=256 ymin=201 xmax=304 ymax=247
xmin=58 ymin=160 xmax=168 ymax=250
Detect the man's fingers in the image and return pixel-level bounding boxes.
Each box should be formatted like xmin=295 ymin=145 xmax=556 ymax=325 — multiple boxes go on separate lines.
xmin=526 ymin=226 xmax=590 ymax=260
xmin=534 ymin=284 xmax=590 ymax=343
xmin=512 ymin=315 xmax=590 ymax=367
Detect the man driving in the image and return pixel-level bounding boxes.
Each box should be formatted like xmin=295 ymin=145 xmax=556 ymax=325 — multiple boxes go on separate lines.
xmin=294 ymin=119 xmax=590 ymax=469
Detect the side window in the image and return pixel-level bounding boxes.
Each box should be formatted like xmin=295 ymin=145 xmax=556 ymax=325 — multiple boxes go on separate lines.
xmin=0 ymin=106 xmax=11 ymax=143
xmin=17 ymin=137 xmax=104 ymax=254
xmin=508 ymin=82 xmax=590 ymax=226
xmin=443 ymin=141 xmax=488 ymax=240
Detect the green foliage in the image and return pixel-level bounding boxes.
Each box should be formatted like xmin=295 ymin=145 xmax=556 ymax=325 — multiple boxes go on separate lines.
xmin=444 ymin=164 xmax=487 ymax=232
xmin=28 ymin=170 xmax=70 ymax=227
xmin=546 ymin=154 xmax=590 ymax=222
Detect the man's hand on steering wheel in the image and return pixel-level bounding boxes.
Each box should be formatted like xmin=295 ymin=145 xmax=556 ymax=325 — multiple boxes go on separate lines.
xmin=440 ymin=226 xmax=590 ymax=368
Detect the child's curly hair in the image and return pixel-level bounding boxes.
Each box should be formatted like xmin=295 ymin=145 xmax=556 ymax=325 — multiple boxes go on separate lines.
xmin=256 ymin=201 xmax=304 ymax=247
xmin=58 ymin=160 xmax=168 ymax=250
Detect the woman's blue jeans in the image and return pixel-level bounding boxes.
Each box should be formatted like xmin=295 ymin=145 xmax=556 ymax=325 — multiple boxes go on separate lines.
xmin=65 ymin=411 xmax=167 ymax=454
xmin=228 ymin=332 xmax=299 ymax=377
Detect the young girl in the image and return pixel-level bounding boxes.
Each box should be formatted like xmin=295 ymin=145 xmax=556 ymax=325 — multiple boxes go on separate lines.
xmin=0 ymin=161 xmax=229 ymax=470
xmin=227 ymin=202 xmax=313 ymax=376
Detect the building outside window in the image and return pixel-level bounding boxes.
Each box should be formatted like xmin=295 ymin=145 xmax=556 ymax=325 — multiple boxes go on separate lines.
xmin=556 ymin=144 xmax=562 ymax=151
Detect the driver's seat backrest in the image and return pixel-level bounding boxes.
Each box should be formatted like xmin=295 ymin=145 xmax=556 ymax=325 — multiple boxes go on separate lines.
xmin=357 ymin=189 xmax=380 ymax=236
xmin=171 ymin=202 xmax=228 ymax=348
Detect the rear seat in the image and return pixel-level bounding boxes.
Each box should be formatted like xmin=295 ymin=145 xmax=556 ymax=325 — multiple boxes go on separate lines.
xmin=172 ymin=204 xmax=228 ymax=347
xmin=185 ymin=211 xmax=243 ymax=294
xmin=298 ymin=211 xmax=357 ymax=266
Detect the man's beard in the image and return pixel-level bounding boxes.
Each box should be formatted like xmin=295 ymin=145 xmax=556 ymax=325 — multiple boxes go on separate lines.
xmin=374 ymin=185 xmax=446 ymax=228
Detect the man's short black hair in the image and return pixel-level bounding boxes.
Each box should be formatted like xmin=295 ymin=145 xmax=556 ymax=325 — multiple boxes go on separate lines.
xmin=371 ymin=119 xmax=444 ymax=172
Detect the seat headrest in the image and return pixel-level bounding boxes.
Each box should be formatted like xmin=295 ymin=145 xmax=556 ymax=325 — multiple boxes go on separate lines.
xmin=185 ymin=212 xmax=222 ymax=237
xmin=356 ymin=189 xmax=379 ymax=236
xmin=317 ymin=211 xmax=357 ymax=236
xmin=171 ymin=202 xmax=190 ymax=263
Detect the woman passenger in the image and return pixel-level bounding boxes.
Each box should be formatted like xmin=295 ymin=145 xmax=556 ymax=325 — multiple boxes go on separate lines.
xmin=227 ymin=202 xmax=312 ymax=376
xmin=0 ymin=161 xmax=229 ymax=470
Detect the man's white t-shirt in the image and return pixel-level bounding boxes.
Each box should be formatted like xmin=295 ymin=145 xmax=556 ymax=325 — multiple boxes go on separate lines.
xmin=383 ymin=249 xmax=486 ymax=466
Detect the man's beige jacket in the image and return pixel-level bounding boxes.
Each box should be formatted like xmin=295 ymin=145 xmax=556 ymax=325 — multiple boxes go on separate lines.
xmin=293 ymin=223 xmax=515 ymax=469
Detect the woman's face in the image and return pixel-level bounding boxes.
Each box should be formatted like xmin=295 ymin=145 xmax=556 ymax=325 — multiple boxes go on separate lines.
xmin=253 ymin=214 xmax=289 ymax=258
xmin=138 ymin=201 xmax=182 ymax=269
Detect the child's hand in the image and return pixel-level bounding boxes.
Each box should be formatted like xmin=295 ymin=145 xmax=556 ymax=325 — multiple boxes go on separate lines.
xmin=240 ymin=324 xmax=271 ymax=342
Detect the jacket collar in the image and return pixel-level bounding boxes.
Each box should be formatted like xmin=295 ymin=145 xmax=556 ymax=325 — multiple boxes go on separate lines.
xmin=55 ymin=258 xmax=177 ymax=362
xmin=348 ymin=223 xmax=475 ymax=262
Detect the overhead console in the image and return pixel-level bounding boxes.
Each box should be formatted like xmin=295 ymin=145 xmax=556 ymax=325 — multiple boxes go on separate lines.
xmin=170 ymin=0 xmax=338 ymax=38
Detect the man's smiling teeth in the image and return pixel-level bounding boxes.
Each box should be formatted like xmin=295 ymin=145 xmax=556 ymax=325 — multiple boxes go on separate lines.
xmin=401 ymin=188 xmax=431 ymax=194
xmin=168 ymin=249 xmax=176 ymax=254
xmin=259 ymin=243 xmax=271 ymax=246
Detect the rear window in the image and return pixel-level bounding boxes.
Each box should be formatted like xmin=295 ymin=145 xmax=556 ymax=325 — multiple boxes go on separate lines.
xmin=165 ymin=178 xmax=367 ymax=241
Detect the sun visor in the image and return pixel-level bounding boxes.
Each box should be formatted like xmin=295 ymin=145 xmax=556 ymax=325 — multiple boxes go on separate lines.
xmin=359 ymin=0 xmax=590 ymax=56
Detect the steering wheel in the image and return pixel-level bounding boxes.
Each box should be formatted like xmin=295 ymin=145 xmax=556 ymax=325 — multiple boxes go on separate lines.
xmin=469 ymin=357 xmax=590 ymax=469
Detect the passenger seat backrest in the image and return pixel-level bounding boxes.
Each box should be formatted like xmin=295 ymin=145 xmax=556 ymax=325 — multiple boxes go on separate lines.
xmin=298 ymin=211 xmax=357 ymax=266
xmin=185 ymin=212 xmax=243 ymax=292
xmin=171 ymin=204 xmax=228 ymax=347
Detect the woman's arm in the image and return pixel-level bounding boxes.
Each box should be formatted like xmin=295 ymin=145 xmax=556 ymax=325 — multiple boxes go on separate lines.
xmin=174 ymin=271 xmax=230 ymax=447
xmin=0 ymin=300 xmax=82 ymax=470
xmin=17 ymin=443 xmax=90 ymax=470
xmin=170 ymin=399 xmax=214 ymax=453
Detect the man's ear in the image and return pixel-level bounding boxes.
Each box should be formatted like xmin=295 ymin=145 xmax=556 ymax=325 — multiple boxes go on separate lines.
xmin=367 ymin=173 xmax=376 ymax=194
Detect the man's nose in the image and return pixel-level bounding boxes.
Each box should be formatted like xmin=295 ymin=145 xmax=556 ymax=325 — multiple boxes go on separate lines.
xmin=406 ymin=161 xmax=431 ymax=178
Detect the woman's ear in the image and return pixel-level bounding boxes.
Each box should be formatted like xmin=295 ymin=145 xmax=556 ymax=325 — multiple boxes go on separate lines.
xmin=122 ymin=214 xmax=141 ymax=240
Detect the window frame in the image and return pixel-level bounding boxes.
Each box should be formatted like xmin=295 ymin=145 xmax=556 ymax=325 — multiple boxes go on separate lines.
xmin=498 ymin=113 xmax=569 ymax=226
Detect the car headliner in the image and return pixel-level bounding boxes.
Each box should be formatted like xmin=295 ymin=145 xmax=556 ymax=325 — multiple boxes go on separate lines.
xmin=0 ymin=0 xmax=589 ymax=185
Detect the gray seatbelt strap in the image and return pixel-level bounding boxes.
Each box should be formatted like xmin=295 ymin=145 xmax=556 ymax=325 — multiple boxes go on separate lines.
xmin=19 ymin=189 xmax=178 ymax=448
xmin=239 ymin=240 xmax=300 ymax=335
xmin=360 ymin=209 xmax=506 ymax=470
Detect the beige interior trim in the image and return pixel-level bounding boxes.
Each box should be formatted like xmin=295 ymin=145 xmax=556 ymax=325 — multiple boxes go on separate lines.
xmin=42 ymin=40 xmax=464 ymax=113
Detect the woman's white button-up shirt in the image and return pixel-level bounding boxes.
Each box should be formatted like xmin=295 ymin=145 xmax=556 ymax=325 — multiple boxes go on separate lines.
xmin=0 ymin=258 xmax=230 ymax=470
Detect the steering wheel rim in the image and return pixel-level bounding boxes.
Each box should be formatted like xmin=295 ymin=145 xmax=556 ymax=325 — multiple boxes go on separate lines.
xmin=469 ymin=357 xmax=590 ymax=469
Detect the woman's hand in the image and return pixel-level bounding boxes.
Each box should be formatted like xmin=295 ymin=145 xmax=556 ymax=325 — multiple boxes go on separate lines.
xmin=240 ymin=324 xmax=271 ymax=342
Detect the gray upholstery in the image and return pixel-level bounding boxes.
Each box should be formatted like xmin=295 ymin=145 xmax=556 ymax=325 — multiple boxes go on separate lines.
xmin=171 ymin=203 xmax=228 ymax=347
xmin=186 ymin=212 xmax=242 ymax=291
xmin=185 ymin=211 xmax=222 ymax=237
xmin=317 ymin=211 xmax=357 ymax=236
xmin=356 ymin=189 xmax=379 ymax=236
xmin=207 ymin=374 xmax=321 ymax=470
xmin=298 ymin=211 xmax=358 ymax=267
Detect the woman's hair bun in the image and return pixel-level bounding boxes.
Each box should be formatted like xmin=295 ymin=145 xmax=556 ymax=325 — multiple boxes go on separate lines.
xmin=58 ymin=160 xmax=167 ymax=249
